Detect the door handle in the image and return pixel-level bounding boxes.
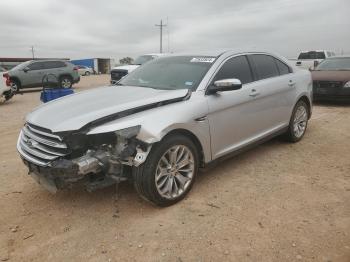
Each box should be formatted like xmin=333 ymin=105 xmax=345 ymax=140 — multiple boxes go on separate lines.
xmin=249 ymin=89 xmax=260 ymax=97
xmin=288 ymin=80 xmax=296 ymax=87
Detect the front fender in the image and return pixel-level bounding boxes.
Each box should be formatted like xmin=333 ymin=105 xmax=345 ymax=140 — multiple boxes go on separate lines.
xmin=87 ymin=92 xmax=212 ymax=163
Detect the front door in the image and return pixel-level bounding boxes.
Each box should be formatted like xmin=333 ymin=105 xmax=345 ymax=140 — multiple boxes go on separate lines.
xmin=206 ymin=55 xmax=263 ymax=159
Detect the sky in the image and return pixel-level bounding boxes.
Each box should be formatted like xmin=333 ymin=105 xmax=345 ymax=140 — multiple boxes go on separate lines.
xmin=0 ymin=0 xmax=349 ymax=61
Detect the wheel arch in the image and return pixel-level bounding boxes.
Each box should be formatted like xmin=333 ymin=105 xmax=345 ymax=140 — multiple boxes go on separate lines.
xmin=9 ymin=76 xmax=21 ymax=86
xmin=58 ymin=74 xmax=73 ymax=80
xmin=297 ymin=95 xmax=312 ymax=119
xmin=161 ymin=128 xmax=205 ymax=168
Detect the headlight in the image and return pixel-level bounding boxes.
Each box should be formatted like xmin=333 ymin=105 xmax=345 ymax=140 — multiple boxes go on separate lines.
xmin=115 ymin=125 xmax=141 ymax=139
xmin=344 ymin=81 xmax=350 ymax=88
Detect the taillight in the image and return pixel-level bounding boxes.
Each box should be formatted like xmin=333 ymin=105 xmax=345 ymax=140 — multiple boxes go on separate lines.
xmin=3 ymin=73 xmax=11 ymax=86
xmin=73 ymin=66 xmax=78 ymax=71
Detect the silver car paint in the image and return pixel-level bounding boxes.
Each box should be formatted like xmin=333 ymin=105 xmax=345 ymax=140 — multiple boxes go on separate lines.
xmin=21 ymin=51 xmax=312 ymax=166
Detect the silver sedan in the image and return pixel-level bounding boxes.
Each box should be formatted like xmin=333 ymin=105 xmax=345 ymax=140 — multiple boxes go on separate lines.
xmin=17 ymin=50 xmax=312 ymax=206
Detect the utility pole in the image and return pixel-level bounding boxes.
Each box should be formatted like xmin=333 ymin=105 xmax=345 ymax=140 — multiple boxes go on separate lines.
xmin=155 ymin=20 xmax=166 ymax=53
xmin=31 ymin=46 xmax=35 ymax=59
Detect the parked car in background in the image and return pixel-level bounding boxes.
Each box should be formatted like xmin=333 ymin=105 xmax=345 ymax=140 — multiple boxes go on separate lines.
xmin=312 ymin=55 xmax=350 ymax=101
xmin=295 ymin=50 xmax=335 ymax=70
xmin=1 ymin=73 xmax=14 ymax=102
xmin=77 ymin=65 xmax=94 ymax=76
xmin=7 ymin=60 xmax=80 ymax=91
xmin=110 ymin=53 xmax=165 ymax=84
xmin=17 ymin=50 xmax=312 ymax=206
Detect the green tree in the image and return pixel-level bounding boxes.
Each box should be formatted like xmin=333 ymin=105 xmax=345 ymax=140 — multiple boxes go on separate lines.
xmin=119 ymin=57 xmax=134 ymax=65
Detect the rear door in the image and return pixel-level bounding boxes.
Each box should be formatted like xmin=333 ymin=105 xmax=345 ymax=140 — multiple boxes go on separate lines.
xmin=41 ymin=61 xmax=66 ymax=81
xmin=247 ymin=54 xmax=295 ymax=133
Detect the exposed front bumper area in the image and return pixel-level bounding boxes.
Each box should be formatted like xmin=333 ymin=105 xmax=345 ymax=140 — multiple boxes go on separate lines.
xmin=20 ymin=154 xmax=122 ymax=193
xmin=17 ymin=123 xmax=151 ymax=193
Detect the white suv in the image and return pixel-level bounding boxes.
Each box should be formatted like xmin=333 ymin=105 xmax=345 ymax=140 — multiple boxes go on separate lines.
xmin=1 ymin=68 xmax=14 ymax=102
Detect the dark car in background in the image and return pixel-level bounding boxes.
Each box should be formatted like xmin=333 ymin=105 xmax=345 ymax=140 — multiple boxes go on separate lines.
xmin=6 ymin=60 xmax=80 ymax=92
xmin=312 ymin=56 xmax=350 ymax=101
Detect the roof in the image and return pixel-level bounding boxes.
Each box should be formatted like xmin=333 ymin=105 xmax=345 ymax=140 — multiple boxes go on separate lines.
xmin=0 ymin=57 xmax=69 ymax=62
xmin=166 ymin=49 xmax=278 ymax=57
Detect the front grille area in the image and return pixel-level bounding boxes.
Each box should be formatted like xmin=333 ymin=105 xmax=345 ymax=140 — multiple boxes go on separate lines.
xmin=313 ymin=81 xmax=344 ymax=95
xmin=17 ymin=123 xmax=69 ymax=167
xmin=111 ymin=69 xmax=128 ymax=81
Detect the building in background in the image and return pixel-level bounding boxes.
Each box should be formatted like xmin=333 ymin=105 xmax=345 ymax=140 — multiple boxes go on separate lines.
xmin=70 ymin=58 xmax=111 ymax=74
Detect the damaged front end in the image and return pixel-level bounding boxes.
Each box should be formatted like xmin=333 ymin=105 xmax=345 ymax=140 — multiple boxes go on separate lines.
xmin=17 ymin=123 xmax=151 ymax=193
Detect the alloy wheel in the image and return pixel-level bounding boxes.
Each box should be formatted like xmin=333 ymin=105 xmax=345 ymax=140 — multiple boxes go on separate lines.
xmin=155 ymin=145 xmax=195 ymax=199
xmin=61 ymin=78 xmax=72 ymax=88
xmin=293 ymin=105 xmax=308 ymax=138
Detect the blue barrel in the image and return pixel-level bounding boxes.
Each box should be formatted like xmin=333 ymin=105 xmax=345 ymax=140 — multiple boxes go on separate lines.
xmin=40 ymin=88 xmax=74 ymax=103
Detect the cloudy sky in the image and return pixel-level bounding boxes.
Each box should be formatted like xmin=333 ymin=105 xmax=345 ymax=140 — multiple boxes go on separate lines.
xmin=0 ymin=0 xmax=349 ymax=61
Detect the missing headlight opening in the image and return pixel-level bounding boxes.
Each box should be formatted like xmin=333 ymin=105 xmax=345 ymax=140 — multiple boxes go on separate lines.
xmin=22 ymin=125 xmax=151 ymax=193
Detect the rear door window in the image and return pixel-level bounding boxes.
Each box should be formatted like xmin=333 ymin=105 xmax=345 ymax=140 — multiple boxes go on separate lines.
xmin=248 ymin=55 xmax=279 ymax=80
xmin=42 ymin=61 xmax=66 ymax=69
xmin=275 ymin=59 xmax=291 ymax=75
xmin=213 ymin=55 xmax=253 ymax=84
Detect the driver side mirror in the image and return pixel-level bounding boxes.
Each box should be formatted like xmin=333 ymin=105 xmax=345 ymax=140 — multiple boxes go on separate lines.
xmin=23 ymin=67 xmax=30 ymax=73
xmin=207 ymin=78 xmax=242 ymax=94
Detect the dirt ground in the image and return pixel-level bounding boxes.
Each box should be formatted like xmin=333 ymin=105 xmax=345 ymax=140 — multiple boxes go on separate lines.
xmin=0 ymin=75 xmax=349 ymax=262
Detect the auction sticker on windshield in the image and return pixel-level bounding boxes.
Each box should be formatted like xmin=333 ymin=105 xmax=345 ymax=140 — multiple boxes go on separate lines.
xmin=190 ymin=57 xmax=215 ymax=63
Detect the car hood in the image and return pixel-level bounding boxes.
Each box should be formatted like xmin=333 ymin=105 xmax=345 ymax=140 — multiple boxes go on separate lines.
xmin=311 ymin=70 xmax=350 ymax=82
xmin=111 ymin=65 xmax=139 ymax=72
xmin=26 ymin=86 xmax=189 ymax=132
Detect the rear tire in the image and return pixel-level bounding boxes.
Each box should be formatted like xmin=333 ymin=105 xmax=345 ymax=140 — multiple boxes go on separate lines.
xmin=85 ymin=71 xmax=90 ymax=76
xmin=284 ymin=100 xmax=309 ymax=142
xmin=133 ymin=134 xmax=199 ymax=206
xmin=59 ymin=76 xmax=73 ymax=88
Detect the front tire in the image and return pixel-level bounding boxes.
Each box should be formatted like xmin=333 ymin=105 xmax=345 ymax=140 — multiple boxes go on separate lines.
xmin=133 ymin=134 xmax=199 ymax=206
xmin=285 ymin=100 xmax=309 ymax=142
xmin=85 ymin=71 xmax=90 ymax=76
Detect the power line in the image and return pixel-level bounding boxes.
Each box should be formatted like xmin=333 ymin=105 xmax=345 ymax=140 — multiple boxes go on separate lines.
xmin=155 ymin=19 xmax=167 ymax=53
xmin=166 ymin=17 xmax=170 ymax=53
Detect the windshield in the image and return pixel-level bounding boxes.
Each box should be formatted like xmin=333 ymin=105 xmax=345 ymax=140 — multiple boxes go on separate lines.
xmin=133 ymin=55 xmax=156 ymax=65
xmin=119 ymin=56 xmax=216 ymax=90
xmin=10 ymin=61 xmax=32 ymax=71
xmin=298 ymin=51 xmax=325 ymax=60
xmin=316 ymin=57 xmax=350 ymax=70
